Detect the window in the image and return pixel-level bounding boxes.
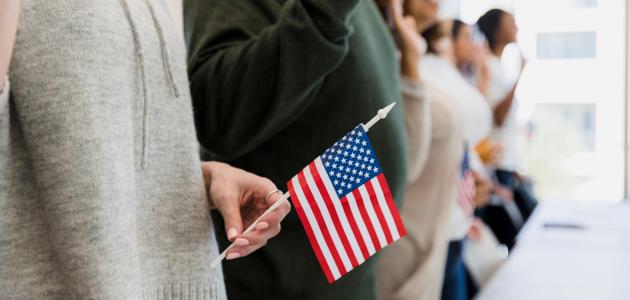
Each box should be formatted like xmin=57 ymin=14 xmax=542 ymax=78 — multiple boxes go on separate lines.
xmin=537 ymin=32 xmax=597 ymax=59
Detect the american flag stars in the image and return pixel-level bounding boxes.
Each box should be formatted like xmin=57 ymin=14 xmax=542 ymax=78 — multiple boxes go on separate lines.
xmin=320 ymin=126 xmax=383 ymax=198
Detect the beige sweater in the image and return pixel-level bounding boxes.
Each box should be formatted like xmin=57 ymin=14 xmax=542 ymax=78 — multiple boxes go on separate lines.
xmin=377 ymin=80 xmax=463 ymax=300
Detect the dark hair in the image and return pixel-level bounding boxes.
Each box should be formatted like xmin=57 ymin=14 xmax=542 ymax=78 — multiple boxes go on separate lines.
xmin=451 ymin=19 xmax=466 ymax=40
xmin=422 ymin=21 xmax=449 ymax=54
xmin=476 ymin=9 xmax=507 ymax=52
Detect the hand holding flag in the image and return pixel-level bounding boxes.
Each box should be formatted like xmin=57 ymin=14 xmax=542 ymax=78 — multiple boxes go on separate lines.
xmin=211 ymin=103 xmax=407 ymax=284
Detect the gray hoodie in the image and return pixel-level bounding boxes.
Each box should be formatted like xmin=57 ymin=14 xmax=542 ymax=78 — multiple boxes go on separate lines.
xmin=0 ymin=1 xmax=226 ymax=299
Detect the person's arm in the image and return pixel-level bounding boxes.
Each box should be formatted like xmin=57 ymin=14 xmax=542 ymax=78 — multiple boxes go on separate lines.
xmin=493 ymin=85 xmax=516 ymax=127
xmin=386 ymin=0 xmax=430 ymax=180
xmin=493 ymin=56 xmax=526 ymax=127
xmin=0 ymin=0 xmax=19 ymax=88
xmin=186 ymin=0 xmax=359 ymax=160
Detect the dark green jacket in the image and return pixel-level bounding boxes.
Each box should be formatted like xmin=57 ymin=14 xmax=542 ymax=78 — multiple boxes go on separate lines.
xmin=185 ymin=0 xmax=407 ymax=299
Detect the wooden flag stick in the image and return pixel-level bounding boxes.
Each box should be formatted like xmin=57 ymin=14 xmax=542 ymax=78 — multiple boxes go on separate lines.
xmin=210 ymin=102 xmax=397 ymax=268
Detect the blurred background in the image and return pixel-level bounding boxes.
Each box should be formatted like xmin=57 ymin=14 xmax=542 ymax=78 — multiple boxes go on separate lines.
xmin=445 ymin=0 xmax=626 ymax=204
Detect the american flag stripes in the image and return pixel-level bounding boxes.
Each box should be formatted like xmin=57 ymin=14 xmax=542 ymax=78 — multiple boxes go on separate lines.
xmin=457 ymin=146 xmax=477 ymax=216
xmin=287 ymin=125 xmax=406 ymax=283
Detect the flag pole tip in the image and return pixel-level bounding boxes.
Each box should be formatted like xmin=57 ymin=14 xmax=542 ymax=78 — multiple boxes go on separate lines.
xmin=378 ymin=102 xmax=396 ymax=119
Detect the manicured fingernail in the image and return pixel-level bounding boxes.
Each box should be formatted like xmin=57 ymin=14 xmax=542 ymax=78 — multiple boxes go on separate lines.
xmin=256 ymin=222 xmax=270 ymax=230
xmin=227 ymin=228 xmax=238 ymax=240
xmin=234 ymin=238 xmax=249 ymax=246
xmin=226 ymin=252 xmax=240 ymax=260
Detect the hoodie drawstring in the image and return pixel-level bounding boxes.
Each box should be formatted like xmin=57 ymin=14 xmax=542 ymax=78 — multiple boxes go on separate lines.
xmin=120 ymin=0 xmax=180 ymax=169
xmin=144 ymin=0 xmax=180 ymax=98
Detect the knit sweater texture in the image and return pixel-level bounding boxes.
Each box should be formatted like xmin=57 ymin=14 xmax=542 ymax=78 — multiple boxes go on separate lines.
xmin=0 ymin=1 xmax=226 ymax=299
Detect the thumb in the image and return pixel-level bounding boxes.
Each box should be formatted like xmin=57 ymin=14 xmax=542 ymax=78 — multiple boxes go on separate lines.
xmin=221 ymin=199 xmax=243 ymax=241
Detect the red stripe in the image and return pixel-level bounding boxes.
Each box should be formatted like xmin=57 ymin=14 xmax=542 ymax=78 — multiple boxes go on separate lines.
xmin=287 ymin=178 xmax=334 ymax=283
xmin=364 ymin=181 xmax=393 ymax=244
xmin=297 ymin=172 xmax=347 ymax=277
xmin=308 ymin=163 xmax=359 ymax=268
xmin=339 ymin=194 xmax=370 ymax=260
xmin=352 ymin=189 xmax=381 ymax=251
xmin=377 ymin=174 xmax=406 ymax=237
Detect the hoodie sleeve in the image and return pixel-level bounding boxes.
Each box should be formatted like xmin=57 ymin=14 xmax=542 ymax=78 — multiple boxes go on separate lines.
xmin=185 ymin=0 xmax=359 ymax=160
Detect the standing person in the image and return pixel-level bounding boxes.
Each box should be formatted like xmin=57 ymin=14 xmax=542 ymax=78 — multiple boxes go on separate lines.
xmin=374 ymin=1 xmax=465 ymax=300
xmin=184 ymin=1 xmax=408 ymax=299
xmin=1 ymin=1 xmax=290 ymax=298
xmin=477 ymin=9 xmax=537 ymax=221
xmin=419 ymin=19 xmax=492 ymax=300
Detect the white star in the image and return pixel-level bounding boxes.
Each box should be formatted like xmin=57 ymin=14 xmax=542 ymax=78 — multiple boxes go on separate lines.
xmin=343 ymin=151 xmax=349 ymax=156
xmin=342 ymin=136 xmax=347 ymax=141
xmin=354 ymin=161 xmax=360 ymax=167
xmin=355 ymin=178 xmax=361 ymax=183
xmin=339 ymin=166 xmax=345 ymax=171
xmin=357 ymin=131 xmax=362 ymax=136
xmin=354 ymin=138 xmax=360 ymax=144
xmin=341 ymin=182 xmax=346 ymax=188
xmin=334 ymin=156 xmax=339 ymax=162
xmin=370 ymin=158 xmax=375 ymax=164
xmin=336 ymin=172 xmax=341 ymax=177
xmin=367 ymin=166 xmax=372 ymax=171
xmin=364 ymin=173 xmax=369 ymax=178
xmin=346 ymin=144 xmax=351 ymax=149
xmin=365 ymin=150 xmax=371 ymax=155
xmin=373 ymin=167 xmax=379 ymax=172
xmin=343 ymin=174 xmax=348 ymax=180
xmin=357 ymin=154 xmax=362 ymax=160
xmin=345 ymin=168 xmax=351 ymax=173
xmin=336 ymin=149 xmax=342 ymax=154
xmin=361 ymin=164 xmax=366 ymax=169
xmin=363 ymin=156 xmax=369 ymax=162
xmin=332 ymin=163 xmax=337 ymax=169
xmin=341 ymin=158 xmax=346 ymax=164
xmin=352 ymin=169 xmax=357 ymax=175
xmin=361 ymin=141 xmax=367 ymax=146
xmin=334 ymin=180 xmax=339 ymax=185
xmin=338 ymin=189 xmax=343 ymax=194
xmin=325 ymin=162 xmax=330 ymax=167
xmin=350 ymin=176 xmax=355 ymax=181
xmin=353 ymin=146 xmax=358 ymax=151
xmin=350 ymin=153 xmax=356 ymax=159
xmin=359 ymin=171 xmax=364 ymax=176
xmin=359 ymin=148 xmax=365 ymax=153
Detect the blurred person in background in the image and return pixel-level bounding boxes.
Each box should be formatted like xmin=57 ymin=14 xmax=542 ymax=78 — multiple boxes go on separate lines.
xmin=184 ymin=0 xmax=408 ymax=299
xmin=420 ymin=19 xmax=493 ymax=300
xmin=375 ymin=1 xmax=466 ymax=300
xmin=477 ymin=9 xmax=538 ymax=223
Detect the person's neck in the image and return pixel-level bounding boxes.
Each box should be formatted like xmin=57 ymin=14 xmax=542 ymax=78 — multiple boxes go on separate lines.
xmin=416 ymin=18 xmax=434 ymax=32
xmin=492 ymin=42 xmax=508 ymax=57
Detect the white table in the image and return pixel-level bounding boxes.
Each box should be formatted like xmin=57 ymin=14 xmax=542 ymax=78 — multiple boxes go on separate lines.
xmin=476 ymin=201 xmax=630 ymax=300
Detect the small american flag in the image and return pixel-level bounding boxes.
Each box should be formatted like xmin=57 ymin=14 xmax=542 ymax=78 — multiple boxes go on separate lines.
xmin=457 ymin=146 xmax=476 ymax=216
xmin=287 ymin=125 xmax=406 ymax=283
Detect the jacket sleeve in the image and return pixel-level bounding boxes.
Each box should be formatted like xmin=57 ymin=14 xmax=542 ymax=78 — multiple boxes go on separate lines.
xmin=402 ymin=78 xmax=431 ymax=182
xmin=0 ymin=78 xmax=8 ymax=104
xmin=186 ymin=0 xmax=359 ymax=160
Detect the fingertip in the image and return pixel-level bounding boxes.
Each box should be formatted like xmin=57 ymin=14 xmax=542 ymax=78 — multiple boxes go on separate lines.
xmin=227 ymin=228 xmax=239 ymax=240
xmin=226 ymin=252 xmax=241 ymax=260
xmin=256 ymin=221 xmax=270 ymax=230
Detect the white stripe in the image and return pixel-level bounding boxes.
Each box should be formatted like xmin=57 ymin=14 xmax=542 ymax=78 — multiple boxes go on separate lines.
xmin=370 ymin=177 xmax=400 ymax=240
xmin=303 ymin=165 xmax=352 ymax=272
xmin=358 ymin=186 xmax=387 ymax=248
xmin=291 ymin=176 xmax=341 ymax=280
xmin=346 ymin=192 xmax=376 ymax=255
xmin=314 ymin=158 xmax=365 ymax=264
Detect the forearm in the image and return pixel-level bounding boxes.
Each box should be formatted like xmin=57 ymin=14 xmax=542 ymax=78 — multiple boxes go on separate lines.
xmin=493 ymin=88 xmax=515 ymax=126
xmin=0 ymin=0 xmax=20 ymax=86
xmin=402 ymin=78 xmax=431 ymax=181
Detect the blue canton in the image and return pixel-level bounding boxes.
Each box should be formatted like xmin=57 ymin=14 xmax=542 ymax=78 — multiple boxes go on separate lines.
xmin=320 ymin=125 xmax=383 ymax=198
